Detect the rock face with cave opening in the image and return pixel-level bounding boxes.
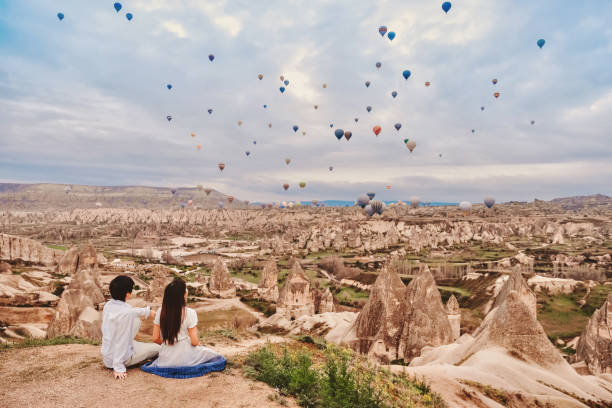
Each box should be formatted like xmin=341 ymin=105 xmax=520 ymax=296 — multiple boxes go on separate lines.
xmin=0 ymin=234 xmax=63 ymax=266
xmin=275 ymin=260 xmax=315 ymax=320
xmin=574 ymin=292 xmax=612 ymax=374
xmin=208 ymin=259 xmax=236 ymax=298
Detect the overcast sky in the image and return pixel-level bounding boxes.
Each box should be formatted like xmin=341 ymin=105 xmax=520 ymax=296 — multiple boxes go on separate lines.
xmin=1 ymin=0 xmax=611 ymax=203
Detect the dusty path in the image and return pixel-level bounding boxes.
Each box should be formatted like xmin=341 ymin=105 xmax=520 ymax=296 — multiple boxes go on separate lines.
xmin=0 ymin=340 xmax=297 ymax=408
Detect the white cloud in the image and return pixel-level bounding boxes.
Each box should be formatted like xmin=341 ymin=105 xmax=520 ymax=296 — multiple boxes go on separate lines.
xmin=161 ymin=20 xmax=188 ymax=39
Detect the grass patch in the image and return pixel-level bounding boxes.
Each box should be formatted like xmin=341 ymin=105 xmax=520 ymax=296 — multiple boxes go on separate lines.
xmin=459 ymin=380 xmax=510 ymax=406
xmin=239 ymin=293 xmax=277 ymax=317
xmin=537 ymin=380 xmax=609 ymax=408
xmin=46 ymin=244 xmax=68 ymax=251
xmin=243 ymin=344 xmax=446 ymax=408
xmin=0 ymin=336 xmax=100 ymax=352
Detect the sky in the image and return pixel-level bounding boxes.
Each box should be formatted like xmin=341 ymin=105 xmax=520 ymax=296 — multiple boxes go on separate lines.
xmin=1 ymin=0 xmax=611 ymax=203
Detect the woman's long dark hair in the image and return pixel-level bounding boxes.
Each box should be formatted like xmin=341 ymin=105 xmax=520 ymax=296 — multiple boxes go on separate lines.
xmin=160 ymin=278 xmax=187 ymax=345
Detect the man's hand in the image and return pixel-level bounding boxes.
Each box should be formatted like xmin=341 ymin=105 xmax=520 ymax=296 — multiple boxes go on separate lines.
xmin=149 ymin=309 xmax=156 ymax=319
xmin=114 ymin=371 xmax=127 ymax=380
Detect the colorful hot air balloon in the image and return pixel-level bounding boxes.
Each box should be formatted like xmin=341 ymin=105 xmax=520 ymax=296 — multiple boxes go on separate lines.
xmin=366 ymin=192 xmax=375 ymax=200
xmin=280 ymin=75 xmax=285 ymax=81
xmin=280 ymin=86 xmax=285 ymax=93
xmin=406 ymin=140 xmax=416 ymax=152
xmin=387 ymin=31 xmax=396 ymax=41
xmin=282 ymin=183 xmax=289 ymax=191
xmin=299 ymin=182 xmax=306 ymax=189
xmin=492 ymin=78 xmax=498 ymax=85
xmin=391 ymin=91 xmax=398 ymax=98
xmin=180 ymin=202 xmax=186 ymax=209
xmin=245 ymin=151 xmax=250 ymax=156
xmin=378 ymin=26 xmax=387 ymax=37
xmin=537 ymin=39 xmax=545 ymax=49
xmin=403 ymin=138 xmax=409 ymax=144
xmin=293 ymin=125 xmax=299 ymax=132
xmin=376 ymin=62 xmax=382 ymax=69
xmin=373 ymin=125 xmax=381 ymax=136
xmin=191 ymin=133 xmax=196 ymax=137
xmin=114 ymin=2 xmax=122 ymax=12
xmin=402 ymin=70 xmax=411 ymax=80
xmin=425 ymin=81 xmax=430 ymax=87
xmin=370 ymin=200 xmax=384 ymax=215
xmin=253 ymin=140 xmax=257 ymax=144
xmin=208 ymin=54 xmax=215 ymax=61
xmin=386 ymin=185 xmax=391 ymax=190
xmin=263 ymin=104 xmax=267 ymax=108
xmin=494 ymin=92 xmax=500 ymax=99
xmin=218 ymin=162 xmax=225 ymax=171
xmin=394 ymin=123 xmax=401 ymax=131
xmin=126 ymin=13 xmax=133 ymax=21
xmin=227 ymin=196 xmax=234 ymax=203
xmin=357 ymin=195 xmax=370 ymax=208
xmin=322 ymin=83 xmax=327 ymax=88
xmin=459 ymin=201 xmax=472 ymax=211
xmin=187 ymin=199 xmax=193 ymax=206
xmin=218 ymin=201 xmax=224 ymax=209
xmin=334 ymin=129 xmax=344 ymax=140
xmin=484 ymin=197 xmax=495 ymax=208
xmin=196 ymin=144 xmax=202 ymax=150
xmin=208 ymin=109 xmax=213 ymax=114
xmin=237 ymin=120 xmax=242 ymax=126
xmin=365 ymin=81 xmax=371 ymax=87
xmin=258 ymin=74 xmax=263 ymax=80
xmin=284 ymin=80 xmax=289 ymax=86
xmin=442 ymin=1 xmax=451 ymax=13
xmin=285 ymin=158 xmax=291 ymax=165
xmin=166 ymin=115 xmax=172 ymax=122
xmin=204 ymin=188 xmax=212 ymax=195
xmin=167 ymin=84 xmax=172 ymax=90
xmin=366 ymin=106 xmax=372 ymax=112
xmin=57 ymin=13 xmax=64 ymax=21
xmin=344 ymin=131 xmax=352 ymax=141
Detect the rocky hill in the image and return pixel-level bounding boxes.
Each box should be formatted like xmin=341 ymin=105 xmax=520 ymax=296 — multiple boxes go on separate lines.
xmin=0 ymin=183 xmax=246 ymax=210
xmin=549 ymin=194 xmax=611 ymax=210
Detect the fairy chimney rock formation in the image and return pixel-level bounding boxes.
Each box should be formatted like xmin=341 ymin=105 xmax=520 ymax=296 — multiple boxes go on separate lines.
xmin=446 ymin=294 xmax=461 ymax=341
xmin=574 ymin=293 xmax=612 ymax=374
xmin=208 ymin=259 xmax=236 ymax=298
xmin=47 ymin=268 xmax=105 ymax=340
xmin=145 ymin=265 xmax=174 ymax=301
xmin=57 ymin=243 xmax=98 ymax=275
xmin=347 ymin=267 xmax=406 ymax=363
xmin=398 ymin=267 xmax=454 ymax=361
xmin=257 ymin=260 xmax=279 ymax=302
xmin=315 ymin=287 xmax=335 ymax=314
xmin=0 ymin=234 xmax=63 ymax=266
xmin=276 ymin=260 xmax=315 ymax=319
xmin=491 ymin=270 xmax=536 ymax=316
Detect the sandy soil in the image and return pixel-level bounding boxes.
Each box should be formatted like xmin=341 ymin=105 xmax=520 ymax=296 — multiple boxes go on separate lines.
xmin=0 ymin=343 xmax=298 ymax=408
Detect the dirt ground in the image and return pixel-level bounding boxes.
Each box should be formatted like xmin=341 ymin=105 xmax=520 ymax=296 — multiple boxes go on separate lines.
xmin=0 ymin=344 xmax=298 ymax=408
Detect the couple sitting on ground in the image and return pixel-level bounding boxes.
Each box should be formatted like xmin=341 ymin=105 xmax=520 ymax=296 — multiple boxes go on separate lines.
xmin=101 ymin=276 xmax=225 ymax=379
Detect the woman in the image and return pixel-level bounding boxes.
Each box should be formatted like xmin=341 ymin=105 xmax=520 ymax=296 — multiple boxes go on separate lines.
xmin=149 ymin=278 xmax=223 ymax=368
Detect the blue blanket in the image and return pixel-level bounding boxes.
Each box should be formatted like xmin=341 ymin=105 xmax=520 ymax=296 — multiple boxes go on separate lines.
xmin=141 ymin=356 xmax=227 ymax=379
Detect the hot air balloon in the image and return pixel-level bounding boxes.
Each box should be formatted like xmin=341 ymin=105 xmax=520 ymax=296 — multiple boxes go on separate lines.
xmin=57 ymin=13 xmax=64 ymax=21
xmin=237 ymin=120 xmax=242 ymax=126
xmin=484 ymin=197 xmax=495 ymax=208
xmin=258 ymin=74 xmax=263 ymax=80
xmin=391 ymin=91 xmax=398 ymax=98
xmin=403 ymin=138 xmax=409 ymax=144
xmin=253 ymin=140 xmax=257 ymax=144
xmin=322 ymin=83 xmax=327 ymax=88
xmin=492 ymin=78 xmax=498 ymax=85
xmin=245 ymin=151 xmax=250 ymax=156
xmin=373 ymin=126 xmax=381 ymax=136
xmin=208 ymin=109 xmax=213 ymax=114
xmin=280 ymin=87 xmax=285 ymax=93
xmin=402 ymin=70 xmax=411 ymax=80
xmin=268 ymin=123 xmax=272 ymax=128
xmin=293 ymin=125 xmax=299 ymax=132
xmin=204 ymin=188 xmax=212 ymax=195
xmin=472 ymin=129 xmax=475 ymax=134
xmin=366 ymin=192 xmax=375 ymax=200
xmin=218 ymin=201 xmax=224 ymax=209
xmin=302 ymin=131 xmax=306 ymax=136
xmin=442 ymin=1 xmax=451 ymax=13
xmin=263 ymin=104 xmax=267 ymax=108
xmin=366 ymin=106 xmax=372 ymax=112
xmin=196 ymin=144 xmax=201 ymax=150
xmin=180 ymin=202 xmax=186 ymax=209
xmin=365 ymin=81 xmax=371 ymax=87
xmin=334 ymin=129 xmax=344 ymax=140
xmin=481 ymin=106 xmax=485 ymax=111
xmin=537 ymin=39 xmax=545 ymax=49
xmin=459 ymin=201 xmax=472 ymax=211
xmin=280 ymin=75 xmax=285 ymax=81
xmin=410 ymin=196 xmax=420 ymax=208
xmin=126 ymin=13 xmax=133 ymax=21
xmin=386 ymin=185 xmax=391 ymax=190
xmin=376 ymin=62 xmax=381 ymax=69
xmin=165 ymin=84 xmax=172 ymax=90
xmin=218 ymin=162 xmax=225 ymax=171
xmin=208 ymin=54 xmax=215 ymax=61
xmin=394 ymin=123 xmax=401 ymax=131
xmin=95 ymin=202 xmax=102 ymax=207
xmin=344 ymin=131 xmax=352 ymax=141
xmin=191 ymin=133 xmax=196 ymax=138
xmin=330 ymin=124 xmax=334 ymax=128
xmin=187 ymin=199 xmax=193 ymax=206
xmin=494 ymin=92 xmax=500 ymax=98
xmin=64 ymin=186 xmax=71 ymax=194
xmin=197 ymin=184 xmax=203 ymax=191
xmin=166 ymin=115 xmax=172 ymax=122
xmin=285 ymin=158 xmax=291 ymax=165
xmin=171 ymin=189 xmax=177 ymax=195
xmin=388 ymin=31 xmax=396 ymax=41
xmin=357 ymin=195 xmax=370 ymax=208
xmin=284 ymin=80 xmax=289 ymax=86
xmin=406 ymin=140 xmax=416 ymax=152
xmin=329 ymin=166 xmax=333 ymax=171
xmin=114 ymin=2 xmax=122 ymax=12
xmin=299 ymin=182 xmax=306 ymax=189
xmin=314 ymin=105 xmax=318 ymax=109
xmin=378 ymin=26 xmax=387 ymax=37
xmin=425 ymin=81 xmax=430 ymax=87
xmin=282 ymin=183 xmax=289 ymax=191
xmin=531 ymin=120 xmax=535 ymax=125
xmin=227 ymin=196 xmax=234 ymax=203
xmin=370 ymin=200 xmax=384 ymax=215
xmin=364 ymin=205 xmax=374 ymax=216
xmin=354 ymin=118 xmax=359 ymax=123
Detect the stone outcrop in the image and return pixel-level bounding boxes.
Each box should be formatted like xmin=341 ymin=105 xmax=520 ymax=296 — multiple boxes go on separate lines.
xmin=144 ymin=265 xmax=174 ymax=301
xmin=57 ymin=243 xmax=98 ymax=275
xmin=574 ymin=293 xmax=612 ymax=374
xmin=208 ymin=259 xmax=236 ymax=298
xmin=0 ymin=274 xmax=59 ymax=307
xmin=314 ymin=287 xmax=335 ymax=314
xmin=276 ymin=260 xmax=314 ymax=319
xmin=47 ymin=268 xmax=105 ymax=340
xmin=257 ymin=260 xmax=279 ymax=302
xmin=0 ymin=261 xmax=11 ymax=274
xmin=398 ymin=267 xmax=454 ymax=361
xmin=490 ymin=270 xmax=536 ymax=316
xmin=446 ymin=295 xmax=461 ymax=341
xmin=0 ymin=234 xmax=63 ymax=266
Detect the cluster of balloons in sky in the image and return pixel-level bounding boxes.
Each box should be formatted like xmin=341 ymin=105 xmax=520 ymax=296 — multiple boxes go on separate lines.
xmin=55 ymin=2 xmax=547 ymax=208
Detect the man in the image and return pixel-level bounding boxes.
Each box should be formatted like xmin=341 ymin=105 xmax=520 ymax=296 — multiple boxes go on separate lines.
xmin=101 ymin=275 xmax=160 ymax=379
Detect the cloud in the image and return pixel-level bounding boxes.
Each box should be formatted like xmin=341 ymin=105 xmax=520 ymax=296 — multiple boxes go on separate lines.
xmin=161 ymin=20 xmax=188 ymax=38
